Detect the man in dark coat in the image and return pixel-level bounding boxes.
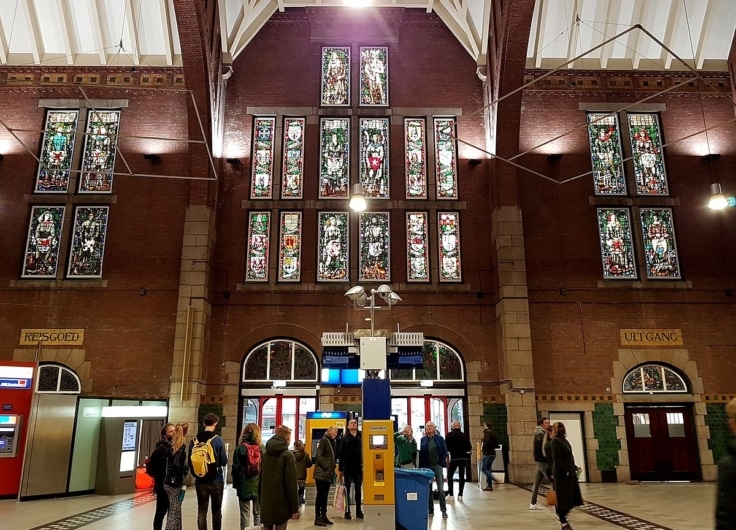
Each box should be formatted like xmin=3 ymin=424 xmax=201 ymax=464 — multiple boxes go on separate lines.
xmin=445 ymin=421 xmax=471 ymax=500
xmin=259 ymin=424 xmax=299 ymax=530
xmin=716 ymin=398 xmax=736 ymax=530
xmin=151 ymin=422 xmax=175 ymax=530
xmin=338 ymin=418 xmax=363 ymax=519
xmin=530 ymin=417 xmax=552 ymax=509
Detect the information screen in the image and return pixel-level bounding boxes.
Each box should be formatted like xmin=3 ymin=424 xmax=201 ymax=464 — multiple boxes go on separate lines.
xmin=122 ymin=420 xmax=137 ymax=451
xmin=369 ymin=434 xmax=387 ymax=450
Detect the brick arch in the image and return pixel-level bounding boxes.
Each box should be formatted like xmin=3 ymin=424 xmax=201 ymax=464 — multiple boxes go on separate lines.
xmin=12 ymin=347 xmax=92 ymax=393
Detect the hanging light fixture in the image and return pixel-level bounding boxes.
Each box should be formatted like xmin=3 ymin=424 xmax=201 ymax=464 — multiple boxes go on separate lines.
xmin=708 ymin=183 xmax=728 ymax=210
xmin=349 ymin=183 xmax=367 ymax=211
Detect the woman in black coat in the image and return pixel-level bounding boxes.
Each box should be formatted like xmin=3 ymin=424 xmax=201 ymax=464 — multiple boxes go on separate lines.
xmin=550 ymin=422 xmax=583 ymax=530
xmin=313 ymin=425 xmax=338 ymax=527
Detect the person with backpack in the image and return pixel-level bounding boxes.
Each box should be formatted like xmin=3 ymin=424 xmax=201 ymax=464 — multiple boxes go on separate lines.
xmin=189 ymin=413 xmax=228 ymax=530
xmin=150 ymin=422 xmax=175 ymax=530
xmin=163 ymin=424 xmax=190 ymax=530
xmin=290 ymin=439 xmax=312 ymax=507
xmin=233 ymin=423 xmax=264 ymax=530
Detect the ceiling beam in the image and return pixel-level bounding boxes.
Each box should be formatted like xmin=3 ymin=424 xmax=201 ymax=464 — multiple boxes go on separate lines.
xmin=565 ymin=0 xmax=580 ymax=68
xmin=476 ymin=0 xmax=491 ymax=71
xmin=694 ymin=0 xmax=714 ymax=70
xmin=231 ymin=0 xmax=279 ymax=61
xmin=626 ymin=0 xmax=648 ymax=69
xmin=0 ymin=10 xmax=8 ymax=64
xmin=57 ymin=0 xmax=77 ymax=65
xmin=19 ymin=0 xmax=42 ymax=64
xmin=160 ymin=0 xmax=174 ymax=66
xmin=88 ymin=0 xmax=109 ymax=65
xmin=599 ymin=0 xmax=622 ymax=69
xmin=432 ymin=0 xmax=478 ymax=60
xmin=124 ymin=0 xmax=141 ymax=65
xmin=660 ymin=0 xmax=682 ymax=70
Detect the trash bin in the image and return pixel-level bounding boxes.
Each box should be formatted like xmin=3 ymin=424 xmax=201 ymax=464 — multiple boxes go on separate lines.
xmin=394 ymin=468 xmax=435 ymax=530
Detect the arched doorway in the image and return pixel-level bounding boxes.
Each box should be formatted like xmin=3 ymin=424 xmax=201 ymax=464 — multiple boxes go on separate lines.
xmin=240 ymin=339 xmax=319 ymax=444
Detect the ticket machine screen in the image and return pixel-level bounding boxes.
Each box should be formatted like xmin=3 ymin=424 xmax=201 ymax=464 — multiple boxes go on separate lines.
xmin=369 ymin=434 xmax=387 ymax=450
xmin=0 ymin=415 xmax=21 ymax=457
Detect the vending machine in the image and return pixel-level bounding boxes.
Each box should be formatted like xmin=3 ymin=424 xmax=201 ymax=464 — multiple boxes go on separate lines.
xmin=0 ymin=362 xmax=36 ymax=498
xmin=304 ymin=411 xmax=347 ymax=484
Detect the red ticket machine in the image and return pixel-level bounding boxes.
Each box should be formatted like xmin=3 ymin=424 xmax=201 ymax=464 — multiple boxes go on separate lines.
xmin=0 ymin=361 xmax=36 ymax=498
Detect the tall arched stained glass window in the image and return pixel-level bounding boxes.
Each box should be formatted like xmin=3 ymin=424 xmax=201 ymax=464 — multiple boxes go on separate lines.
xmin=242 ymin=339 xmax=318 ymax=383
xmin=622 ymin=364 xmax=688 ymax=393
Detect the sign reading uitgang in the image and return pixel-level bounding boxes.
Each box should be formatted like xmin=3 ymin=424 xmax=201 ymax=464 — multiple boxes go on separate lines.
xmin=620 ymin=329 xmax=683 ymax=347
xmin=20 ymin=329 xmax=85 ymax=346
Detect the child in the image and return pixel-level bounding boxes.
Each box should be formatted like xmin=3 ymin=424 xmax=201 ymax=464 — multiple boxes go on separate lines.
xmin=291 ymin=439 xmax=312 ymax=507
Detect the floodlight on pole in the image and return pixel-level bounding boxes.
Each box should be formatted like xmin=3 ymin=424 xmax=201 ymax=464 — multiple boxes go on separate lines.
xmin=344 ymin=284 xmax=401 ymax=337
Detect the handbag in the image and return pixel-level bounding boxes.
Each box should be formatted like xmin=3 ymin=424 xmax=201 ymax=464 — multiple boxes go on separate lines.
xmin=333 ymin=478 xmax=346 ymax=513
xmin=545 ymin=489 xmax=557 ymax=507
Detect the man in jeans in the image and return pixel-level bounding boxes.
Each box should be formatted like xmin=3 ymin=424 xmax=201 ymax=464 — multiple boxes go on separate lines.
xmin=445 ymin=421 xmax=472 ymax=501
xmin=530 ymin=417 xmax=553 ymax=510
xmin=190 ymin=413 xmax=228 ymax=530
xmin=419 ymin=422 xmax=449 ymax=518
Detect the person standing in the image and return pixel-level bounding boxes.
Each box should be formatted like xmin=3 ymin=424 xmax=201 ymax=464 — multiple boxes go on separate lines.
xmin=394 ymin=425 xmax=417 ymax=468
xmin=550 ymin=422 xmax=583 ymax=530
xmin=189 ymin=413 xmax=228 ymax=530
xmin=481 ymin=422 xmax=500 ymax=491
xmin=260 ymin=425 xmax=299 ymax=530
xmin=716 ymin=398 xmax=736 ymax=529
xmin=530 ymin=417 xmax=553 ymax=510
xmin=419 ymin=421 xmax=448 ymax=519
xmin=233 ymin=423 xmax=264 ymax=529
xmin=338 ymin=418 xmax=364 ymax=519
xmin=445 ymin=421 xmax=472 ymax=501
xmin=163 ymin=424 xmax=189 ymax=530
xmin=290 ymin=439 xmax=312 ymax=507
xmin=151 ymin=423 xmax=175 ymax=530
xmin=313 ymin=425 xmax=338 ymax=527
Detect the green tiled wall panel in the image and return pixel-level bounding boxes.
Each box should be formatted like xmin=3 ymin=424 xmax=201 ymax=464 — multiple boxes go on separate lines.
xmin=482 ymin=403 xmax=509 ymax=448
xmin=592 ymin=403 xmax=620 ymax=471
xmin=705 ymin=402 xmax=731 ymax=462
xmin=197 ymin=404 xmax=225 ymax=435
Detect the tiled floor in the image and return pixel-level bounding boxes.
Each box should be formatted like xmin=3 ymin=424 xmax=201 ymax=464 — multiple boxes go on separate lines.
xmin=1 ymin=481 xmax=716 ymax=530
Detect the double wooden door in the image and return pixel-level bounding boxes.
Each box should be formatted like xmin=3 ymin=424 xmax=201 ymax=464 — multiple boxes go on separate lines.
xmin=624 ymin=405 xmax=700 ymax=481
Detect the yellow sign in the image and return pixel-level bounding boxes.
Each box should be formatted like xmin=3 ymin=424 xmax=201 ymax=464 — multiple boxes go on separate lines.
xmin=620 ymin=329 xmax=682 ymax=347
xmin=20 ymin=329 xmax=85 ymax=346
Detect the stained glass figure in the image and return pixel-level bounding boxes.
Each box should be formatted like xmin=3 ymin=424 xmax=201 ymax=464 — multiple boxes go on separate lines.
xmin=293 ymin=343 xmax=317 ymax=380
xmin=405 ymin=118 xmax=427 ymax=199
xmin=317 ymin=211 xmax=349 ymax=281
xmin=359 ymin=212 xmax=390 ymax=281
xmin=359 ymin=118 xmax=390 ymax=199
xmin=434 ymin=118 xmax=458 ymax=199
xmin=281 ymin=117 xmax=305 ymax=199
xmin=270 ymin=340 xmax=292 ymax=380
xmin=67 ymin=206 xmax=109 ymax=278
xmin=22 ymin=206 xmax=65 ymax=278
xmin=36 ymin=110 xmax=79 ymax=193
xmin=438 ymin=211 xmax=462 ymax=282
xmin=596 ymin=208 xmax=636 ymax=279
xmin=627 ymin=113 xmax=669 ymax=195
xmin=78 ymin=110 xmax=120 ymax=193
xmin=360 ymin=47 xmax=388 ymax=106
xmin=321 ymin=47 xmax=350 ymax=106
xmin=640 ymin=208 xmax=680 ymax=279
xmin=415 ymin=342 xmax=438 ymax=381
xmin=245 ymin=211 xmax=271 ymax=282
xmin=278 ymin=211 xmax=302 ymax=282
xmin=437 ymin=344 xmax=462 ymax=380
xmin=622 ymin=365 xmax=687 ymax=393
xmin=587 ymin=113 xmax=626 ymax=195
xmin=244 ymin=345 xmax=268 ymax=380
xmin=250 ymin=117 xmax=276 ymax=199
xmin=319 ymin=118 xmax=350 ymax=198
xmin=406 ymin=211 xmax=430 ymax=282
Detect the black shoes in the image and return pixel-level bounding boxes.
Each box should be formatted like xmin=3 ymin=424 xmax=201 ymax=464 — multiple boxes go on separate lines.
xmin=314 ymin=517 xmax=328 ymax=527
xmin=356 ymin=512 xmax=364 ymax=519
xmin=323 ymin=516 xmax=335 ymax=525
xmin=344 ymin=512 xmax=351 ymax=520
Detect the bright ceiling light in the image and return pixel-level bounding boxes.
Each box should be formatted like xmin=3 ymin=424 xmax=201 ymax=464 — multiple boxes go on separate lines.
xmin=709 ymin=183 xmax=728 ymax=210
xmin=349 ymin=184 xmax=367 ymax=211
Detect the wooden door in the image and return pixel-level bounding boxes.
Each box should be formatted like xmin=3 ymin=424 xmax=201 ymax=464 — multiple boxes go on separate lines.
xmin=625 ymin=405 xmax=700 ymax=481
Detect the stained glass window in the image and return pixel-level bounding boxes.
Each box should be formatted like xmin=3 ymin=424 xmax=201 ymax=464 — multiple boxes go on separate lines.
xmin=67 ymin=206 xmax=109 ymax=278
xmin=22 ymin=206 xmax=66 ymax=278
xmin=36 ymin=110 xmax=79 ymax=193
xmin=278 ymin=211 xmax=302 ymax=282
xmin=321 ymin=47 xmax=350 ymax=106
xmin=597 ymin=208 xmax=636 ymax=279
xmin=359 ymin=118 xmax=390 ymax=199
xmin=79 ymin=110 xmax=120 ymax=193
xmin=319 ymin=118 xmax=350 ymax=198
xmin=37 ymin=363 xmax=81 ymax=393
xmin=281 ymin=117 xmax=305 ymax=199
xmin=623 ymin=364 xmax=688 ymax=393
xmin=359 ymin=212 xmax=390 ymax=281
xmin=434 ymin=118 xmax=458 ymax=199
xmin=242 ymin=339 xmax=318 ymax=382
xmin=360 ymin=46 xmax=388 ymax=106
xmin=394 ymin=340 xmax=464 ymax=382
xmin=587 ymin=113 xmax=626 ymax=195
xmin=438 ymin=211 xmax=462 ymax=282
xmin=245 ymin=211 xmax=271 ymax=282
xmin=406 ymin=211 xmax=430 ymax=282
xmin=250 ymin=117 xmax=276 ymax=199
xmin=627 ymin=113 xmax=669 ymax=195
xmin=405 ymin=118 xmax=427 ymax=199
xmin=640 ymin=208 xmax=680 ymax=279
xmin=317 ymin=211 xmax=349 ymax=281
